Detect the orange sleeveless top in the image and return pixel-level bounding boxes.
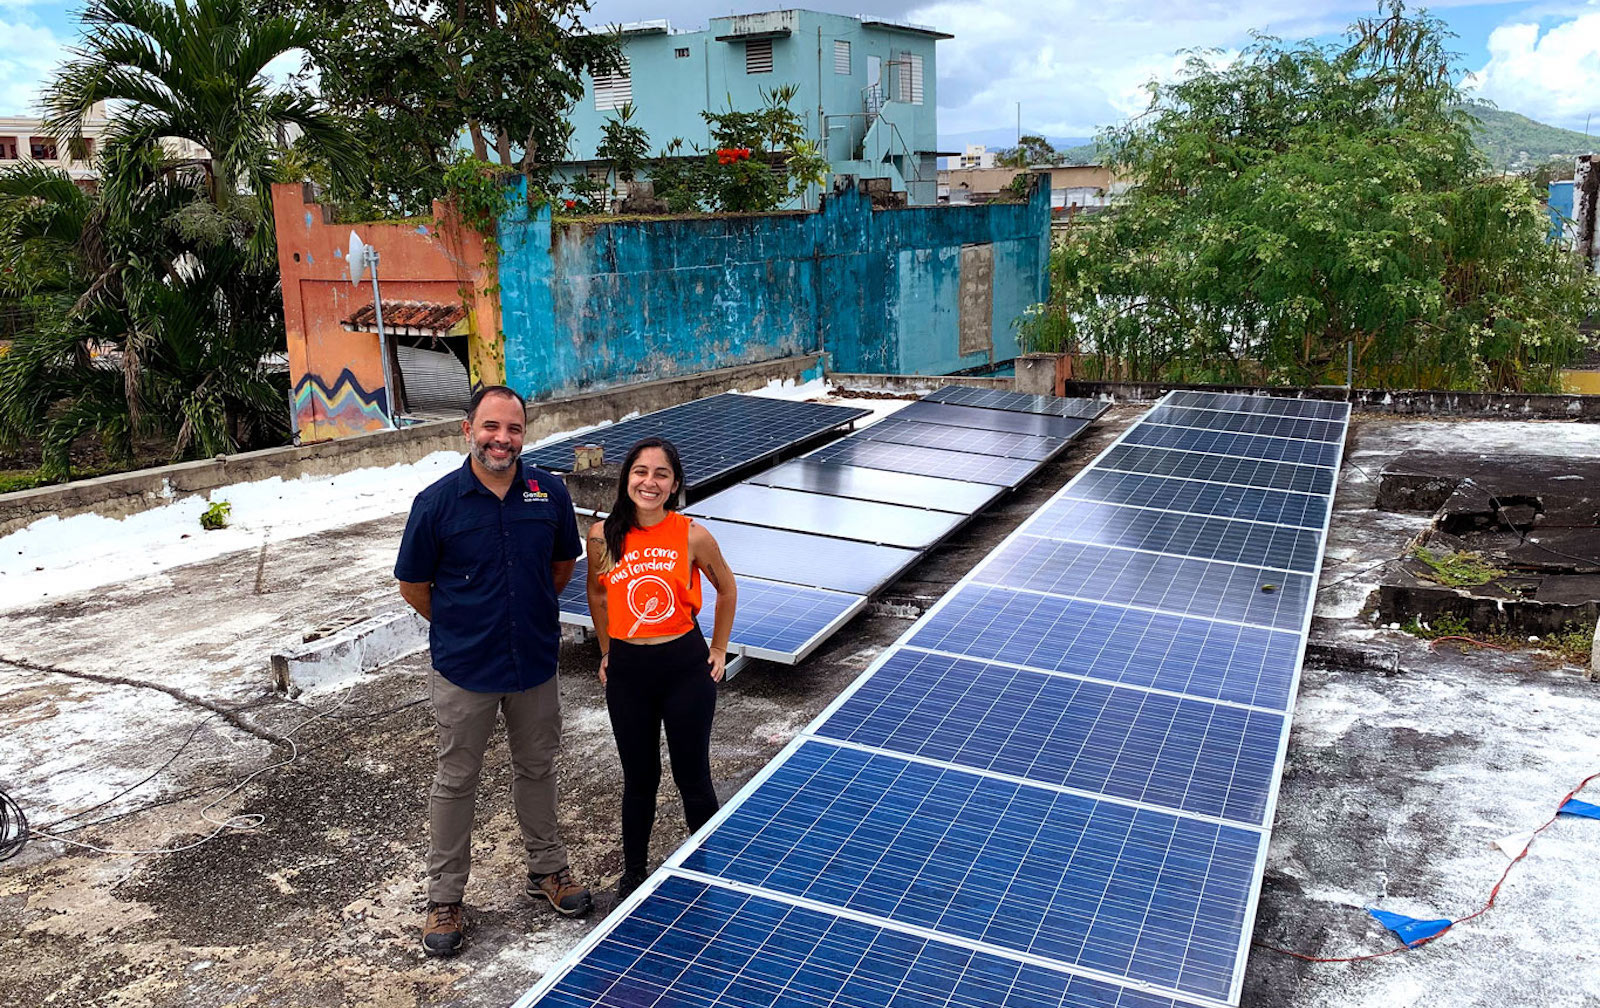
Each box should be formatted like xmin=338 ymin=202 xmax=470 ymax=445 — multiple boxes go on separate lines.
xmin=602 ymin=512 xmax=702 ymax=640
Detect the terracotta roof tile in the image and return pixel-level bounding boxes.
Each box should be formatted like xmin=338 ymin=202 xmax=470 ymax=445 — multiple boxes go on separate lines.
xmin=341 ymin=300 xmax=466 ymax=333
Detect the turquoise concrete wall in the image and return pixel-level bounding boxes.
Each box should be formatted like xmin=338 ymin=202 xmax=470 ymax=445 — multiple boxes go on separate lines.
xmin=497 ymin=177 xmax=1051 ymax=399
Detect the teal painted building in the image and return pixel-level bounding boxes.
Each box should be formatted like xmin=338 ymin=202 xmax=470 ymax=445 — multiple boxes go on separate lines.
xmin=562 ymin=10 xmax=950 ymax=206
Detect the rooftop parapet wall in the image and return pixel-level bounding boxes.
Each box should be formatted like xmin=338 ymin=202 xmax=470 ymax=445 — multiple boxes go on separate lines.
xmin=496 ymin=176 xmax=1051 ymax=399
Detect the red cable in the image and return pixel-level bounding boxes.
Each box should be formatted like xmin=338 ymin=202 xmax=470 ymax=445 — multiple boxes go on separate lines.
xmin=1427 ymin=635 xmax=1506 ymax=652
xmin=1255 ymin=770 xmax=1600 ymax=963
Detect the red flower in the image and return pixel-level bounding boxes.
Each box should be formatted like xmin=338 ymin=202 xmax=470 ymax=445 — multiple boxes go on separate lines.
xmin=564 ymin=199 xmax=576 ymax=210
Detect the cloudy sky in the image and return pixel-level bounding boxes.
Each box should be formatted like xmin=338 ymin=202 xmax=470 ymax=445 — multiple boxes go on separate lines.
xmin=3 ymin=0 xmax=1598 ymax=139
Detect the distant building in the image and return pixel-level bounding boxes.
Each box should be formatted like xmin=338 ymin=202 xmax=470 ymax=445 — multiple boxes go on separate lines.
xmin=561 ymin=9 xmax=951 ymax=206
xmin=946 ymin=144 xmax=995 ymax=171
xmin=938 ymin=163 xmax=1126 ymax=215
xmin=0 ymin=103 xmax=111 ymax=188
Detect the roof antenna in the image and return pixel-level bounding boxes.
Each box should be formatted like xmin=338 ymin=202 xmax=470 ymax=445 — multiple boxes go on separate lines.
xmin=349 ymin=231 xmax=398 ymax=427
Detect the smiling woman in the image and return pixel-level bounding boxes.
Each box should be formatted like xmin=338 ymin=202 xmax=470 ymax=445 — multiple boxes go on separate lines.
xmin=585 ymin=436 xmax=737 ymax=902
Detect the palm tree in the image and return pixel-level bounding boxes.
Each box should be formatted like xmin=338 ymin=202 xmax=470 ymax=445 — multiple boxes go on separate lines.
xmin=42 ymin=0 xmax=356 ymax=260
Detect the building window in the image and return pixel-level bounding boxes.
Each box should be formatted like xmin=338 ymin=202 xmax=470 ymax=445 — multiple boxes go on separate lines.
xmin=833 ymin=39 xmax=851 ymax=74
xmin=897 ymin=53 xmax=924 ymax=105
xmin=0 ymin=136 xmax=17 ymax=160
xmin=674 ymin=46 xmax=690 ymax=58
xmin=29 ymin=136 xmax=57 ymax=160
xmin=745 ymin=38 xmax=773 ymax=74
xmin=593 ymin=56 xmax=632 ymax=111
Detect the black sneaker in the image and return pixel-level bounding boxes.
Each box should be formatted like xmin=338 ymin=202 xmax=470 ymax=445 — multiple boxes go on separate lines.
xmin=527 ymin=866 xmax=593 ymax=916
xmin=615 ymin=869 xmax=647 ymax=904
xmin=421 ymin=901 xmax=468 ymax=956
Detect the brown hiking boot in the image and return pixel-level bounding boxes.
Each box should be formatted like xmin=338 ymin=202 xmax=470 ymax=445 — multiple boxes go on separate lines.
xmin=421 ymin=901 xmax=468 ymax=956
xmin=527 ymin=866 xmax=593 ymax=916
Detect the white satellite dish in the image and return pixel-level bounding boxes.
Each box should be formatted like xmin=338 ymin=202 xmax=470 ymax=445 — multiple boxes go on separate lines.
xmin=347 ymin=231 xmax=373 ymax=285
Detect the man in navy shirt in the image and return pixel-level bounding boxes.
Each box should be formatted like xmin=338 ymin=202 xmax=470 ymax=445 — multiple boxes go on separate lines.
xmin=396 ymin=385 xmax=592 ymax=957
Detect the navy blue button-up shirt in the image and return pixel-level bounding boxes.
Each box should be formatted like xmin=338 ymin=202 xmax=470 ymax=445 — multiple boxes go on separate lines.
xmin=395 ymin=457 xmax=581 ymax=692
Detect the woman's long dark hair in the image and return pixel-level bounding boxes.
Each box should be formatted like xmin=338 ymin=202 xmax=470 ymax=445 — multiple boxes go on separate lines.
xmin=603 ymin=437 xmax=686 ymax=566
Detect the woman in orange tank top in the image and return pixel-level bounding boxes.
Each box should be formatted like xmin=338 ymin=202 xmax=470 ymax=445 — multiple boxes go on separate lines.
xmin=585 ymin=437 xmax=737 ymax=903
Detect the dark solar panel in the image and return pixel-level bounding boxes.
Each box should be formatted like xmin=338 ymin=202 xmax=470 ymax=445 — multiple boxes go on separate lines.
xmin=688 ymin=517 xmax=920 ymax=595
xmin=974 ymin=536 xmax=1313 ymax=631
xmin=808 ymin=439 xmax=1038 ymax=487
xmin=1063 ymin=469 xmax=1332 ymax=530
xmin=746 ymin=459 xmax=1003 ymax=514
xmin=816 ymin=648 xmax=1285 ymax=825
xmin=924 ymin=385 xmax=1108 ymax=420
xmin=1026 ymin=498 xmax=1323 ymax=572
xmin=1142 ymin=405 xmax=1344 ymax=443
xmin=1125 ymin=423 xmax=1343 ymax=467
xmin=894 ymin=399 xmax=1090 ymax=440
xmin=523 ymin=393 xmax=869 ymax=487
xmin=1101 ymin=444 xmax=1336 ymax=495
xmin=681 ymin=742 xmax=1262 ymax=1001
xmin=1165 ymin=390 xmax=1350 ymax=421
xmin=908 ymin=586 xmax=1302 ymax=710
xmin=687 ymin=484 xmax=966 ymax=550
xmin=855 ymin=417 xmax=1068 ymax=460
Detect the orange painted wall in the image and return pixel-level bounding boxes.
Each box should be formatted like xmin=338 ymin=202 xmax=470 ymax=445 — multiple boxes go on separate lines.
xmin=271 ymin=182 xmax=501 ymax=443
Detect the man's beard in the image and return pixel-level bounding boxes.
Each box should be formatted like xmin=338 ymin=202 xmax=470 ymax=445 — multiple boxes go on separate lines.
xmin=473 ymin=441 xmax=516 ymax=472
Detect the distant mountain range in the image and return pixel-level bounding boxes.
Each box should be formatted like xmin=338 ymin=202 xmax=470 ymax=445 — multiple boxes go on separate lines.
xmin=942 ymin=107 xmax=1595 ymax=173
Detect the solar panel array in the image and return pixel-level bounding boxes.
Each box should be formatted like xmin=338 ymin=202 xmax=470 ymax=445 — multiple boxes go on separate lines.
xmin=555 ymin=385 xmax=1105 ymax=666
xmin=524 ymin=393 xmax=871 ymax=489
xmin=522 ymin=389 xmax=1347 ymax=1008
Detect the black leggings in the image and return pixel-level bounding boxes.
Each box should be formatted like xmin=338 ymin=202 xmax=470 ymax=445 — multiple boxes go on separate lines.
xmin=605 ymin=632 xmax=720 ymax=874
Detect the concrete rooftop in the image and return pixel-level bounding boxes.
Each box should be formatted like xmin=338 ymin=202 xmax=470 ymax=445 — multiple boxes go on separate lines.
xmin=1 ymin=395 xmax=1597 ymax=1008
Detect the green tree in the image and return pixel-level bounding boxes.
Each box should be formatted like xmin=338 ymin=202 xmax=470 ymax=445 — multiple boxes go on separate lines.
xmin=997 ymin=135 xmax=1057 ymax=168
xmin=277 ymin=0 xmax=618 ymax=217
xmin=596 ymin=102 xmax=650 ymax=205
xmin=43 ymin=0 xmax=355 ymax=262
xmin=649 ymin=86 xmax=830 ymax=214
xmin=1025 ymin=2 xmax=1598 ymax=392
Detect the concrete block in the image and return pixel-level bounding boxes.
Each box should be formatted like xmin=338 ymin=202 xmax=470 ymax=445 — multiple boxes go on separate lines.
xmin=271 ymin=609 xmax=429 ymax=696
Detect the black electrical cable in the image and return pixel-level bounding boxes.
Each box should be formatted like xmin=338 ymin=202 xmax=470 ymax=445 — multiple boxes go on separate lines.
xmin=0 ymin=785 xmax=28 ymax=862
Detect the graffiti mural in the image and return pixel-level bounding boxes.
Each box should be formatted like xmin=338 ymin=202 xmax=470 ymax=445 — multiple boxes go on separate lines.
xmin=292 ymin=368 xmax=391 ymax=436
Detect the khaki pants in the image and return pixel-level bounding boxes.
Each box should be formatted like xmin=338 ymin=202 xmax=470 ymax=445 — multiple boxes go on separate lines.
xmin=426 ymin=670 xmax=566 ymax=904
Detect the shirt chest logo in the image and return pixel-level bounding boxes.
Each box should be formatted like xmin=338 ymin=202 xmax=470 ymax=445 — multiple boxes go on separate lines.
xmin=522 ymin=477 xmax=549 ymax=503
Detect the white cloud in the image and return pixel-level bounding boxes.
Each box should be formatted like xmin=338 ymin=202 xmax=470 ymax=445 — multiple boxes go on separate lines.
xmin=0 ymin=18 xmax=65 ymax=116
xmin=909 ymin=0 xmax=1354 ymax=137
xmin=1471 ymin=13 xmax=1600 ymax=130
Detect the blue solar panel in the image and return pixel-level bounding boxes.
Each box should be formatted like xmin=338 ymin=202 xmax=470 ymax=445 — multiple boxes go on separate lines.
xmin=1124 ymin=423 xmax=1342 ymax=468
xmin=1142 ymin=405 xmax=1344 ymax=443
xmin=525 ymin=875 xmax=1213 ymax=1008
xmin=1063 ymin=469 xmax=1331 ymax=530
xmin=687 ymin=517 xmax=920 ymax=595
xmin=974 ymin=537 xmax=1313 ymax=631
xmin=1026 ymin=498 xmax=1323 ymax=572
xmin=816 ymin=649 xmax=1285 ymax=825
xmin=1100 ymin=444 xmax=1336 ymax=495
xmin=557 ymin=559 xmax=865 ymax=663
xmin=856 ymin=418 xmax=1066 ymax=461
xmin=924 ymin=385 xmax=1109 ymax=421
xmin=1164 ymin=390 xmax=1349 ymax=421
xmin=681 ymin=742 xmax=1262 ymax=1000
xmin=808 ymin=439 xmax=1038 ymax=487
xmin=907 ymin=585 xmax=1301 ymax=710
xmin=747 ymin=459 xmax=1004 ymax=514
xmin=687 ymin=483 xmax=965 ymax=550
xmin=895 ymin=399 xmax=1090 ymax=440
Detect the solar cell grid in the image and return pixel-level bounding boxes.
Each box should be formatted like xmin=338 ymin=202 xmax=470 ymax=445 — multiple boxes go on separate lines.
xmin=816 ymin=649 xmax=1285 ymax=825
xmin=523 ymin=394 xmax=870 ymax=487
xmin=856 ymin=417 xmax=1066 ymax=460
xmin=1027 ymin=499 xmax=1323 ymax=572
xmin=907 ymin=586 xmax=1301 ymax=710
xmin=525 ymin=875 xmax=1211 ymax=1008
xmin=924 ymin=385 xmax=1109 ymax=420
xmin=1142 ymin=405 xmax=1344 ymax=443
xmin=1126 ymin=423 xmax=1343 ymax=468
xmin=1165 ymin=390 xmax=1350 ymax=421
xmin=746 ymin=459 xmax=1003 ymax=514
xmin=808 ymin=439 xmax=1037 ymax=487
xmin=1064 ymin=469 xmax=1331 ymax=530
xmin=1101 ymin=443 xmax=1336 ymax=495
xmin=681 ymin=742 xmax=1262 ymax=1001
xmin=686 ymin=518 xmax=920 ymax=595
xmin=974 ymin=537 xmax=1313 ymax=631
xmin=687 ymin=483 xmax=965 ymax=550
xmin=895 ymin=399 xmax=1089 ymax=440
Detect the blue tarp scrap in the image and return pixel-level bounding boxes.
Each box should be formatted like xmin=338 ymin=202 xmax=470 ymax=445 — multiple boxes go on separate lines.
xmin=1368 ymin=908 xmax=1453 ymax=947
xmin=1559 ymin=798 xmax=1600 ymax=820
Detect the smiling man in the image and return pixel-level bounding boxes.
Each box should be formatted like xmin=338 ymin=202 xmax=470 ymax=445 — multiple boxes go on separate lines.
xmin=395 ymin=384 xmax=592 ymax=957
